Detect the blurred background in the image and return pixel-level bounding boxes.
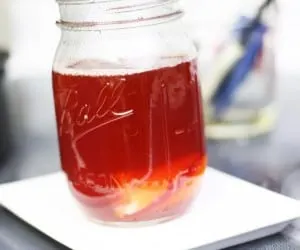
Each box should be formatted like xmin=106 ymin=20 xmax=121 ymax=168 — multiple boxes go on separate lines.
xmin=0 ymin=0 xmax=300 ymax=247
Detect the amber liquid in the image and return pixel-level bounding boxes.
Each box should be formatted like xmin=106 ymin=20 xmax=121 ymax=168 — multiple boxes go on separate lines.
xmin=52 ymin=60 xmax=207 ymax=223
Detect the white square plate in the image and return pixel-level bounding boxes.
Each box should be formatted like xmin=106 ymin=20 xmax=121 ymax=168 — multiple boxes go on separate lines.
xmin=0 ymin=167 xmax=299 ymax=250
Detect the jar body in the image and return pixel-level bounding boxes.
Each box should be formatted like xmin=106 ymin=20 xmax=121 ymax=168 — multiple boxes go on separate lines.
xmin=52 ymin=2 xmax=207 ymax=225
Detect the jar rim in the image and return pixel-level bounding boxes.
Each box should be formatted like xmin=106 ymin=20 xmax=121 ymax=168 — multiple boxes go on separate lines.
xmin=56 ymin=0 xmax=182 ymax=30
xmin=57 ymin=10 xmax=183 ymax=30
xmin=56 ymin=0 xmax=179 ymax=13
xmin=56 ymin=0 xmax=177 ymax=6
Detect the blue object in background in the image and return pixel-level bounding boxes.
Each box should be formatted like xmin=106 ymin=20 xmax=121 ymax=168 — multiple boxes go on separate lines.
xmin=212 ymin=17 xmax=268 ymax=117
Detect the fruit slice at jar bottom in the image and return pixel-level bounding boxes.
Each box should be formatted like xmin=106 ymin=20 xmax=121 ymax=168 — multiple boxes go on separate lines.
xmin=70 ymin=154 xmax=206 ymax=221
xmin=114 ymin=184 xmax=171 ymax=219
xmin=113 ymin=156 xmax=206 ymax=220
xmin=72 ymin=176 xmax=203 ymax=221
xmin=114 ymin=176 xmax=202 ymax=221
xmin=165 ymin=177 xmax=202 ymax=213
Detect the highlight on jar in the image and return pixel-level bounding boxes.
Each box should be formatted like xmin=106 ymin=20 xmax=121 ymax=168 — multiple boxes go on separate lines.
xmin=200 ymin=0 xmax=277 ymax=140
xmin=52 ymin=0 xmax=207 ymax=226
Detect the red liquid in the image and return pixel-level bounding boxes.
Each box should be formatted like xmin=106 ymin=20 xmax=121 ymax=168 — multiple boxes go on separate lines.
xmin=52 ymin=60 xmax=207 ymax=223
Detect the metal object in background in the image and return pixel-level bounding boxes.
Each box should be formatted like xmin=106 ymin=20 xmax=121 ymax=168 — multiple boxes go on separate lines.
xmin=201 ymin=0 xmax=277 ymax=140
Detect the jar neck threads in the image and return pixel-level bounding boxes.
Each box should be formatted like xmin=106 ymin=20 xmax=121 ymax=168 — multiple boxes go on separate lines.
xmin=57 ymin=0 xmax=183 ymax=30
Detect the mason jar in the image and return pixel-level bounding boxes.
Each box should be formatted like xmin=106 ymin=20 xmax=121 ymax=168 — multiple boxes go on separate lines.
xmin=52 ymin=0 xmax=207 ymax=226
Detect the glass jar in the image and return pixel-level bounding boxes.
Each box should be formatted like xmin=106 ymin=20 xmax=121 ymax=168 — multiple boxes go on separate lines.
xmin=196 ymin=0 xmax=277 ymax=140
xmin=52 ymin=0 xmax=207 ymax=226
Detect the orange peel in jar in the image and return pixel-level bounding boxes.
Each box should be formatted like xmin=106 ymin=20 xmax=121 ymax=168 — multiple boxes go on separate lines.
xmin=114 ymin=183 xmax=170 ymax=218
xmin=114 ymin=156 xmax=206 ymax=220
xmin=166 ymin=176 xmax=202 ymax=210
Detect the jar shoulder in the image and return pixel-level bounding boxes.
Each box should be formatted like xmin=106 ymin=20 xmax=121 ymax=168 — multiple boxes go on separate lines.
xmin=53 ymin=23 xmax=198 ymax=73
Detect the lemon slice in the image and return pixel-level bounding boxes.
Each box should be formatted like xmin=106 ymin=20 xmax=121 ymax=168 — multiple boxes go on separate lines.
xmin=115 ymin=186 xmax=168 ymax=218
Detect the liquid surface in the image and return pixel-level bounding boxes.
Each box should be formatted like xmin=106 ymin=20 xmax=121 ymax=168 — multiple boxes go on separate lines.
xmin=52 ymin=60 xmax=207 ymax=222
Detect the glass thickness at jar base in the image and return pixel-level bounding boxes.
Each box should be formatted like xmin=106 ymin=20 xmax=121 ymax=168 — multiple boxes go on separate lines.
xmin=53 ymin=60 xmax=207 ymax=225
xmin=92 ymin=216 xmax=179 ymax=227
